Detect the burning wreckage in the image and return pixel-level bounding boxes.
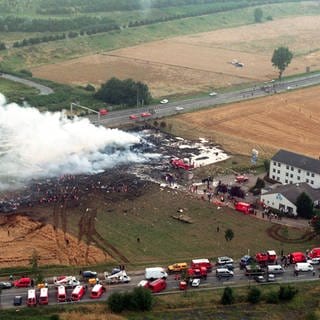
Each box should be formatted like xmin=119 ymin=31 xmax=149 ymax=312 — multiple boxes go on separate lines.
xmin=0 ymin=128 xmax=229 ymax=213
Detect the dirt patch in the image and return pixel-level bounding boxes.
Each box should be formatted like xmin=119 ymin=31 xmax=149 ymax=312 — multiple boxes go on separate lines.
xmin=0 ymin=214 xmax=111 ymax=268
xmin=167 ymin=86 xmax=320 ymax=158
xmin=267 ymin=224 xmax=316 ymax=243
xmin=31 ymin=16 xmax=320 ymax=97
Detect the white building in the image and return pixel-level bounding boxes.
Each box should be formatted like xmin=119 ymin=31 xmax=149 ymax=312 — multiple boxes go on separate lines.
xmin=261 ymin=183 xmax=320 ymax=216
xmin=269 ymin=149 xmax=320 ymax=188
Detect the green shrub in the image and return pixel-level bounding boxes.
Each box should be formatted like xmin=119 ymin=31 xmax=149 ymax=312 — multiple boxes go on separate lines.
xmin=107 ymin=292 xmax=125 ymax=313
xmin=247 ymin=287 xmax=261 ymax=304
xmin=131 ymin=287 xmax=153 ymax=311
xmin=221 ymin=287 xmax=235 ymax=305
xmin=265 ymin=290 xmax=279 ymax=304
xmin=49 ymin=315 xmax=60 ymax=320
xmin=278 ymin=285 xmax=298 ymax=301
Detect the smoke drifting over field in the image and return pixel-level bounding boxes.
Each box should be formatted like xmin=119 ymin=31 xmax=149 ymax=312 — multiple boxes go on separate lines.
xmin=0 ymin=94 xmax=148 ymax=189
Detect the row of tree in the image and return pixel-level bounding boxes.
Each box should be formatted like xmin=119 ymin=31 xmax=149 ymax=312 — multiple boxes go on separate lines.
xmin=35 ymin=0 xmax=303 ymax=14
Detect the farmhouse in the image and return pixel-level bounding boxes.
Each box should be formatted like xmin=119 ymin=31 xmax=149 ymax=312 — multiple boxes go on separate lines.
xmin=261 ymin=183 xmax=320 ymax=216
xmin=269 ymin=149 xmax=320 ymax=188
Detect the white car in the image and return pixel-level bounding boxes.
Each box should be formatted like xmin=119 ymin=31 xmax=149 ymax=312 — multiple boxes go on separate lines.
xmin=307 ymin=258 xmax=320 ymax=265
xmin=209 ymin=92 xmax=218 ymax=96
xmin=191 ymin=278 xmax=200 ymax=287
xmin=175 ymin=106 xmax=184 ymax=111
xmin=160 ymin=99 xmax=169 ymax=104
xmin=217 ymin=256 xmax=234 ymax=265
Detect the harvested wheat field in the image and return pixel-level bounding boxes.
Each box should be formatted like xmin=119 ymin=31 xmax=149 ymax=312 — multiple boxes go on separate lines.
xmin=0 ymin=214 xmax=112 ymax=268
xmin=167 ymin=86 xmax=320 ymax=158
xmin=31 ymin=16 xmax=320 ymax=97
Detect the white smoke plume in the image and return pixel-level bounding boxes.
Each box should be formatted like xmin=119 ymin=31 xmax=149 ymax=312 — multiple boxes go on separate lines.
xmin=0 ymin=93 xmax=149 ymax=190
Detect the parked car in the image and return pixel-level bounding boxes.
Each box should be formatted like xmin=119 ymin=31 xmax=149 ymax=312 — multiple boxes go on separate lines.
xmin=191 ymin=278 xmax=201 ymax=287
xmin=167 ymin=262 xmax=188 ymax=273
xmin=129 ymin=114 xmax=138 ymax=120
xmin=82 ymin=271 xmax=97 ymax=279
xmin=217 ymin=256 xmax=234 ymax=265
xmin=0 ymin=281 xmax=12 ymax=289
xmin=240 ymin=255 xmax=254 ymax=269
xmin=307 ymin=257 xmax=320 ymax=265
xmin=13 ymin=295 xmax=22 ymax=306
xmin=216 ymin=268 xmax=234 ymax=279
xmin=175 ymin=106 xmax=184 ymax=111
xmin=160 ymin=99 xmax=169 ymax=104
xmin=209 ymin=92 xmax=218 ymax=96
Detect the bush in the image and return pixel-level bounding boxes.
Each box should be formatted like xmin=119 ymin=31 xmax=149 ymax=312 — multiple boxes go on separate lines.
xmin=247 ymin=287 xmax=261 ymax=304
xmin=108 ymin=292 xmax=125 ymax=313
xmin=221 ymin=287 xmax=235 ymax=305
xmin=278 ymin=285 xmax=298 ymax=301
xmin=50 ymin=315 xmax=60 ymax=320
xmin=131 ymin=287 xmax=153 ymax=311
xmin=265 ymin=290 xmax=279 ymax=304
xmin=85 ymin=84 xmax=95 ymax=92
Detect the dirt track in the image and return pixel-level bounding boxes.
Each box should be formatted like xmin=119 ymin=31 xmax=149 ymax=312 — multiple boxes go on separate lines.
xmin=31 ymin=16 xmax=320 ymax=97
xmin=168 ymin=86 xmax=320 ymax=158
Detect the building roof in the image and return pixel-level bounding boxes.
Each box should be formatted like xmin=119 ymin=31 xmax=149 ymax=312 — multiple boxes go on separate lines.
xmin=262 ymin=183 xmax=320 ymax=204
xmin=271 ymin=149 xmax=320 ymax=174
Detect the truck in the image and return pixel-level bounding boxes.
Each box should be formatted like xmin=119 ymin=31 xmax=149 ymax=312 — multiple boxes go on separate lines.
xmin=309 ymin=248 xmax=320 ymax=259
xmin=148 ymin=278 xmax=166 ymax=293
xmin=288 ymin=252 xmax=307 ymax=264
xmin=54 ymin=276 xmax=80 ymax=288
xmin=186 ymin=267 xmax=207 ymax=280
xmin=71 ymin=285 xmax=85 ymax=301
xmin=27 ymin=289 xmax=36 ymax=307
xmin=255 ymin=250 xmax=277 ymax=266
xmin=90 ymin=284 xmax=105 ymax=299
xmin=145 ymin=267 xmax=168 ymax=281
xmin=104 ymin=270 xmax=131 ymax=284
xmin=235 ymin=202 xmax=254 ymax=214
xmin=170 ymin=158 xmax=194 ymax=171
xmin=38 ymin=287 xmax=49 ymax=305
xmin=191 ymin=259 xmax=213 ymax=272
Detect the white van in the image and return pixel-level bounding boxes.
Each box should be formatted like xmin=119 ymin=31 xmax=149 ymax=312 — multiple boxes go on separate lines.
xmin=145 ymin=267 xmax=168 ymax=280
xmin=267 ymin=265 xmax=284 ymax=274
xmin=295 ymin=262 xmax=313 ymax=272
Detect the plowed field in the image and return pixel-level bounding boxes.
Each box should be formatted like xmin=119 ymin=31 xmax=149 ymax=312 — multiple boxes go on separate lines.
xmin=0 ymin=214 xmax=111 ymax=268
xmin=167 ymin=86 xmax=320 ymax=158
xmin=31 ymin=16 xmax=320 ymax=97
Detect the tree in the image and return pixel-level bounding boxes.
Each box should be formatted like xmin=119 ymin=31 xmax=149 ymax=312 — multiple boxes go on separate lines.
xmin=221 ymin=287 xmax=235 ymax=305
xmin=278 ymin=285 xmax=298 ymax=301
xmin=95 ymin=77 xmax=152 ymax=106
xmin=108 ymin=292 xmax=125 ymax=313
xmin=254 ymin=8 xmax=263 ymax=23
xmin=225 ymin=228 xmax=234 ymax=242
xmin=296 ymin=192 xmax=314 ymax=219
xmin=247 ymin=287 xmax=261 ymax=304
xmin=29 ymin=249 xmax=40 ymax=274
xmin=271 ymin=47 xmax=293 ymax=79
xmin=131 ymin=287 xmax=153 ymax=311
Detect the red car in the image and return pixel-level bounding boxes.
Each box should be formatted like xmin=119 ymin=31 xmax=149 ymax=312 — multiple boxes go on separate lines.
xmin=129 ymin=115 xmax=138 ymax=120
xmin=140 ymin=112 xmax=152 ymax=117
xmin=99 ymin=109 xmax=108 ymax=116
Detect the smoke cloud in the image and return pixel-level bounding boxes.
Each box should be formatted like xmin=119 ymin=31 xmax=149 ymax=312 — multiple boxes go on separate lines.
xmin=0 ymin=93 xmax=150 ymax=190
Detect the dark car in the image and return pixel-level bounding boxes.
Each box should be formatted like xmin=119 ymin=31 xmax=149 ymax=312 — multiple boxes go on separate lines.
xmin=13 ymin=295 xmax=22 ymax=306
xmin=0 ymin=281 xmax=12 ymax=289
xmin=82 ymin=270 xmax=97 ymax=279
xmin=240 ymin=255 xmax=255 ymax=269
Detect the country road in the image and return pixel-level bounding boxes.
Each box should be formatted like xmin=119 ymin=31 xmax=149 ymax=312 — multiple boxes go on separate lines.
xmin=0 ymin=73 xmax=53 ymax=95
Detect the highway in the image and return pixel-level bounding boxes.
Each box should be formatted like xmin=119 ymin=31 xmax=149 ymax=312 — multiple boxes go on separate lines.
xmin=1 ymin=264 xmax=319 ymax=309
xmin=89 ymin=73 xmax=320 ymax=127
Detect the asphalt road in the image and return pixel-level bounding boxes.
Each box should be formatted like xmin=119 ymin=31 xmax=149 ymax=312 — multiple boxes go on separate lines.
xmin=1 ymin=264 xmax=319 ymax=309
xmin=90 ymin=73 xmax=320 ymax=127
xmin=0 ymin=73 xmax=54 ymax=95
